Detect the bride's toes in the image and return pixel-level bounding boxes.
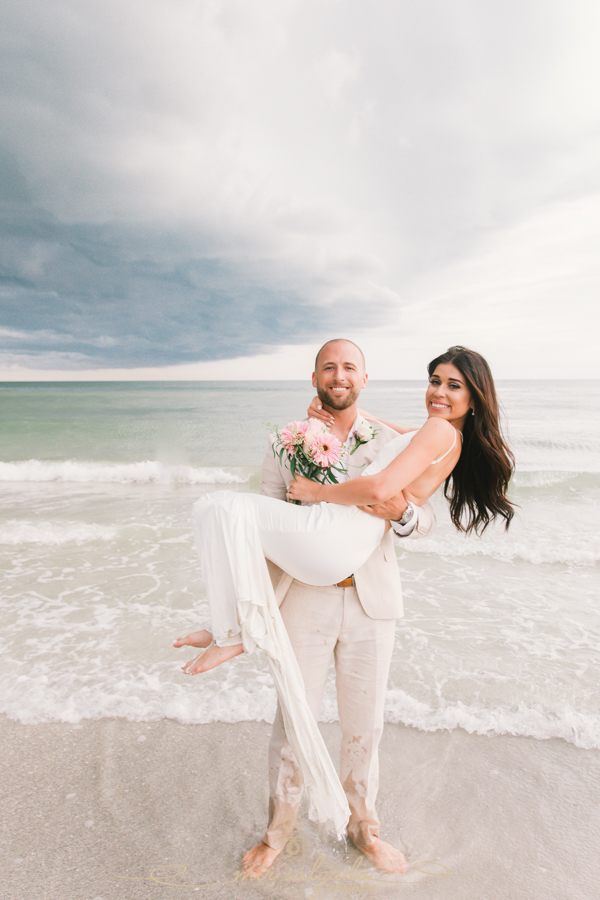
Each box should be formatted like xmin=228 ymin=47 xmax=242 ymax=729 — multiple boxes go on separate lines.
xmin=182 ymin=651 xmax=208 ymax=674
xmin=182 ymin=642 xmax=244 ymax=674
xmin=173 ymin=629 xmax=213 ymax=649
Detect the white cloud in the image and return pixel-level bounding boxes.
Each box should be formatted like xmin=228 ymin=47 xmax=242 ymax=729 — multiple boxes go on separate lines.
xmin=314 ymin=48 xmax=360 ymax=103
xmin=365 ymin=192 xmax=600 ymax=379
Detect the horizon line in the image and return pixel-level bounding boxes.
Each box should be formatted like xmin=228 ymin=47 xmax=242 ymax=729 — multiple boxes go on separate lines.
xmin=1 ymin=376 xmax=595 ymax=384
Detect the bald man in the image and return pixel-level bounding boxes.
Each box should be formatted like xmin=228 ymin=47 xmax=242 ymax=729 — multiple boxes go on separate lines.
xmin=241 ymin=339 xmax=437 ymax=877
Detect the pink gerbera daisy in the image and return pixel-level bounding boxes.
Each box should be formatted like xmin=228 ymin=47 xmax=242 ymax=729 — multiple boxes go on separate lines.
xmin=310 ymin=433 xmax=343 ymax=468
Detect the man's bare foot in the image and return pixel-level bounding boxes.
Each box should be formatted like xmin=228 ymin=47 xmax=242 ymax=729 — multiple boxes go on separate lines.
xmin=358 ymin=839 xmax=408 ymax=874
xmin=182 ymin=642 xmax=243 ymax=674
xmin=173 ymin=629 xmax=213 ymax=649
xmin=241 ymin=841 xmax=281 ymax=879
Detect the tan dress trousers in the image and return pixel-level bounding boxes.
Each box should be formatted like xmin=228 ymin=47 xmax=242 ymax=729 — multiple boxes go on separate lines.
xmin=265 ymin=579 xmax=396 ymax=851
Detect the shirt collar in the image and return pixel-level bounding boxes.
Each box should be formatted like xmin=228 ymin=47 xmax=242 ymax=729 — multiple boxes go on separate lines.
xmin=342 ymin=414 xmax=363 ymax=449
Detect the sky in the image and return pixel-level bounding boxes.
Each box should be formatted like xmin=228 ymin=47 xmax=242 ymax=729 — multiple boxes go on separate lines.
xmin=0 ymin=0 xmax=598 ymax=381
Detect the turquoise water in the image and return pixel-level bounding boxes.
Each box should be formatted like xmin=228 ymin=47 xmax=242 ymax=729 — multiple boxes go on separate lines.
xmin=0 ymin=380 xmax=430 ymax=465
xmin=1 ymin=380 xmax=599 ymax=748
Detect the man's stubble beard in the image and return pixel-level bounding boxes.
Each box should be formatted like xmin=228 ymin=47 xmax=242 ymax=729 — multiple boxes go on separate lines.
xmin=316 ymin=382 xmax=362 ymax=411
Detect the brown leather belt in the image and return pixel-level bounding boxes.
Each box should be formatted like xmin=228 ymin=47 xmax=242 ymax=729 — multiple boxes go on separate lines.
xmin=335 ymin=576 xmax=354 ymax=588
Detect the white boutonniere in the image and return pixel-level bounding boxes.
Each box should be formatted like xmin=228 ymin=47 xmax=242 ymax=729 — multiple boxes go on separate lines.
xmin=350 ymin=421 xmax=377 ymax=455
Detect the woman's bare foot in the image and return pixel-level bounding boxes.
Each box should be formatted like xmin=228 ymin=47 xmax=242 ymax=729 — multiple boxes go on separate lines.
xmin=182 ymin=642 xmax=243 ymax=674
xmin=358 ymin=839 xmax=408 ymax=873
xmin=241 ymin=842 xmax=281 ymax=879
xmin=173 ymin=629 xmax=213 ymax=649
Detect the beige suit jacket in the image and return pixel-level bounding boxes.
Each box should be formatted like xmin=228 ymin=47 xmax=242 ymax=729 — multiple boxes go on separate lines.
xmin=260 ymin=414 xmax=437 ymax=620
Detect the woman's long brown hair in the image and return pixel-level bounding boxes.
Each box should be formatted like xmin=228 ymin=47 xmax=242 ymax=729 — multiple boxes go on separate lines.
xmin=427 ymin=346 xmax=515 ymax=534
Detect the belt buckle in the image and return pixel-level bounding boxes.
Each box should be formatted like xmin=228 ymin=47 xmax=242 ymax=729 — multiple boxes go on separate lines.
xmin=335 ymin=575 xmax=354 ymax=588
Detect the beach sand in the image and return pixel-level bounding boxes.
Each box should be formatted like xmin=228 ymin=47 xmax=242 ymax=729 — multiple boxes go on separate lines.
xmin=2 ymin=715 xmax=598 ymax=900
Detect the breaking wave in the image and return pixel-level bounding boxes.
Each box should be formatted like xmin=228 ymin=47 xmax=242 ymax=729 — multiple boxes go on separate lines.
xmin=0 ymin=459 xmax=250 ymax=485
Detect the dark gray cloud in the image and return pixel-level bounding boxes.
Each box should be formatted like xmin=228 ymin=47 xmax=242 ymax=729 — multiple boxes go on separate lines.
xmin=0 ymin=203 xmax=393 ymax=367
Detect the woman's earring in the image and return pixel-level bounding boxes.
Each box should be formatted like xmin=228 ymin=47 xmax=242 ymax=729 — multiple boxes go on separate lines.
xmin=471 ymin=408 xmax=475 ymax=415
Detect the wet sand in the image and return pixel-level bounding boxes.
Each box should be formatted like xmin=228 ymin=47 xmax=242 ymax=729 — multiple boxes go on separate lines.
xmin=2 ymin=715 xmax=598 ymax=900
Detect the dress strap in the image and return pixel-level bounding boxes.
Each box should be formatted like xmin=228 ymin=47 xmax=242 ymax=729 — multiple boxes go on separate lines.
xmin=430 ymin=428 xmax=461 ymax=465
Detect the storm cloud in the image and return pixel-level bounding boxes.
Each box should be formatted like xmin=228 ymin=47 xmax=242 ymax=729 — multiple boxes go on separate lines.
xmin=0 ymin=206 xmax=394 ymax=367
xmin=1 ymin=0 xmax=598 ymax=372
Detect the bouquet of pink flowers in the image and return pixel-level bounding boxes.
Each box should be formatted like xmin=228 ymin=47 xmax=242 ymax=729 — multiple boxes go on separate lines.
xmin=270 ymin=418 xmax=346 ymax=501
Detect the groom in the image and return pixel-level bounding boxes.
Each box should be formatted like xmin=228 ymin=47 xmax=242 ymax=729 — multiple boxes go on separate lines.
xmin=242 ymin=338 xmax=437 ymax=877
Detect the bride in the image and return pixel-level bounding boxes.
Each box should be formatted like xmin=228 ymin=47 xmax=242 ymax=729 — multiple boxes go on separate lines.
xmin=175 ymin=345 xmax=514 ymax=834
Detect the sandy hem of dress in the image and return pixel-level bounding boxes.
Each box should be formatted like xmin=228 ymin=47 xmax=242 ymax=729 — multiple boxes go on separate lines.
xmin=192 ymin=492 xmax=351 ymax=837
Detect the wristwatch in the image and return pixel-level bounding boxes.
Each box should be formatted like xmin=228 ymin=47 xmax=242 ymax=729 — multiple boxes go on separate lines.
xmin=397 ymin=501 xmax=415 ymax=527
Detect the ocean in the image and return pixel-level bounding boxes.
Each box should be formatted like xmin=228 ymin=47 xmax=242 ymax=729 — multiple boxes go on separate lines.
xmin=1 ymin=380 xmax=598 ymax=751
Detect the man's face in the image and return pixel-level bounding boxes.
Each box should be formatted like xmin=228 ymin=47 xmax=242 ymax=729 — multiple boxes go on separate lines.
xmin=312 ymin=341 xmax=368 ymax=411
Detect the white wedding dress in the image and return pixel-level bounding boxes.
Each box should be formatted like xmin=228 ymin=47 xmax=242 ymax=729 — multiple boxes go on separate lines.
xmin=191 ymin=432 xmax=418 ymax=836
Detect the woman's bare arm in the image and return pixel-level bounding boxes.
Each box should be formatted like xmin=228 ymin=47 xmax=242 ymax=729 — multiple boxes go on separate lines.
xmin=288 ymin=418 xmax=455 ymax=505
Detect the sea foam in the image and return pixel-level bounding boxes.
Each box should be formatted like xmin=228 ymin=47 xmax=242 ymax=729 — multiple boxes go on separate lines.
xmin=0 ymin=522 xmax=118 ymax=545
xmin=402 ymin=531 xmax=600 ymax=566
xmin=3 ymin=663 xmax=599 ymax=750
xmin=383 ymin=689 xmax=600 ymax=751
xmin=0 ymin=459 xmax=249 ymax=485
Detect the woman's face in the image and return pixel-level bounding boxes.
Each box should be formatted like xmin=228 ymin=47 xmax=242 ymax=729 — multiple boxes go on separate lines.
xmin=426 ymin=363 xmax=474 ymax=428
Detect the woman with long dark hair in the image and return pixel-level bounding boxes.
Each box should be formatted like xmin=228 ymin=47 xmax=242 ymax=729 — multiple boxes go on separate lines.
xmin=343 ymin=345 xmax=515 ymax=535
xmin=428 ymin=346 xmax=514 ymax=534
xmin=176 ymin=346 xmax=514 ymax=834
